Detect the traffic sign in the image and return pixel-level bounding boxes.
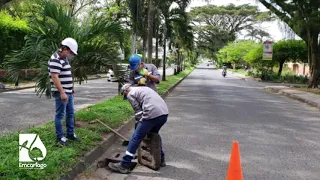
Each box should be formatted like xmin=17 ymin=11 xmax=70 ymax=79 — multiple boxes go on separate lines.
xmin=263 ymin=41 xmax=273 ymax=60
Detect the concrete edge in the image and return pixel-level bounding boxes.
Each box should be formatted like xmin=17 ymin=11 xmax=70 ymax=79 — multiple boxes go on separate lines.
xmin=61 ymin=68 xmax=195 ymax=180
xmin=265 ymin=87 xmax=320 ymax=110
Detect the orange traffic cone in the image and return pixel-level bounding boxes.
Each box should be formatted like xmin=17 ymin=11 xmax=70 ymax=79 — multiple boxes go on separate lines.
xmin=226 ymin=141 xmax=243 ymax=180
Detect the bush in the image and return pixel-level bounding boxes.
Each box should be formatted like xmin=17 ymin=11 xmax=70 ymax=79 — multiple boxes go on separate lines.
xmin=0 ymin=11 xmax=29 ymax=67
xmin=248 ymin=68 xmax=308 ymax=84
xmin=0 ymin=69 xmax=39 ymax=83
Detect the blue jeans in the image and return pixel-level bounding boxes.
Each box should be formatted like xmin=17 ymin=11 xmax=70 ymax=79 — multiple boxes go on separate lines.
xmin=53 ymin=91 xmax=75 ymax=139
xmin=121 ymin=114 xmax=168 ymax=167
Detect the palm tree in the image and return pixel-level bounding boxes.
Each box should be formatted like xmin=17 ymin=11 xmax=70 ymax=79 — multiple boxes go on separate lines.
xmin=159 ymin=0 xmax=192 ymax=78
xmin=4 ymin=0 xmax=124 ymax=97
xmin=126 ymin=0 xmax=147 ymax=56
xmin=158 ymin=0 xmax=190 ymax=80
xmin=244 ymin=26 xmax=271 ymax=42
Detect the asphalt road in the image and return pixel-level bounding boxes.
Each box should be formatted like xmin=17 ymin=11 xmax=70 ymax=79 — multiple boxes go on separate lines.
xmin=112 ymin=63 xmax=320 ymax=180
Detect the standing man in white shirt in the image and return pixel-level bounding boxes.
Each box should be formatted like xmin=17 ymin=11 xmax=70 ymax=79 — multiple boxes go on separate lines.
xmin=48 ymin=38 xmax=80 ymax=146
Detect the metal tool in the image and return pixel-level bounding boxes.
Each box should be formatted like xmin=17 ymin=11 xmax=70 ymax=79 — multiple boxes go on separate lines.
xmin=89 ymin=120 xmax=129 ymax=146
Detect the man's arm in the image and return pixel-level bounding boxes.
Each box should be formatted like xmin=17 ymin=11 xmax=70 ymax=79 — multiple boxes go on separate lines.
xmin=147 ymin=64 xmax=160 ymax=83
xmin=50 ymin=73 xmax=64 ymax=93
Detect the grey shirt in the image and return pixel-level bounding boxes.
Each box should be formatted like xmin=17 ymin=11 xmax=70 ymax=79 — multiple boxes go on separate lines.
xmin=128 ymin=64 xmax=160 ymax=92
xmin=127 ymin=87 xmax=169 ymax=121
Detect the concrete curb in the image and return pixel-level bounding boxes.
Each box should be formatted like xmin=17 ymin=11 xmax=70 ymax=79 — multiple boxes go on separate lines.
xmin=61 ymin=68 xmax=194 ymax=180
xmin=265 ymin=87 xmax=320 ymax=110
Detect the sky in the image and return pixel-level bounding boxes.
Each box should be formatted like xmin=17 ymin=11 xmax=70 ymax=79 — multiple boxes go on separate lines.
xmin=187 ymin=0 xmax=285 ymax=41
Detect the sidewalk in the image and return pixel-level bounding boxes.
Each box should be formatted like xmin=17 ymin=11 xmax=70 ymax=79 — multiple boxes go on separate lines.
xmin=265 ymin=86 xmax=320 ymax=109
xmin=230 ymin=70 xmax=262 ymax=82
xmin=231 ymin=71 xmax=320 ymax=109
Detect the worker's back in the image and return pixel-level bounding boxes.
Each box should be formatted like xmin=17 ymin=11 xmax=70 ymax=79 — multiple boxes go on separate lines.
xmin=128 ymin=86 xmax=169 ymax=120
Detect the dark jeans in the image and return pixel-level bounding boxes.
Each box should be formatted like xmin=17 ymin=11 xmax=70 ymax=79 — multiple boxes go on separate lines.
xmin=53 ymin=91 xmax=75 ymax=139
xmin=121 ymin=114 xmax=168 ymax=167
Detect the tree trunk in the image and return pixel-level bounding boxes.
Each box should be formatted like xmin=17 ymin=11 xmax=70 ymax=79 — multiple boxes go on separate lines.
xmin=147 ymin=0 xmax=154 ymax=64
xmin=155 ymin=27 xmax=159 ymax=68
xmin=307 ymin=32 xmax=320 ymax=88
xmin=131 ymin=31 xmax=137 ymax=54
xmin=142 ymin=33 xmax=147 ymax=62
xmin=162 ymin=22 xmax=167 ymax=81
xmin=175 ymin=51 xmax=179 ymax=75
xmin=278 ymin=59 xmax=285 ymax=76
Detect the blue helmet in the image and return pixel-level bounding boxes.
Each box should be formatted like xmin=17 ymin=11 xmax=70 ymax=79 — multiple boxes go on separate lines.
xmin=129 ymin=54 xmax=141 ymax=70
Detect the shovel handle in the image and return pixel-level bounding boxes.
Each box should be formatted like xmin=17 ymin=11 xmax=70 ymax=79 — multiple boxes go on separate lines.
xmin=96 ymin=120 xmax=129 ymax=141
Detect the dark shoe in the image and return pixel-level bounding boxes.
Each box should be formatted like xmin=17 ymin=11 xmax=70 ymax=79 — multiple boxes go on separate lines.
xmin=160 ymin=160 xmax=166 ymax=167
xmin=108 ymin=162 xmax=130 ymax=174
xmin=67 ymin=134 xmax=81 ymax=142
xmin=57 ymin=137 xmax=68 ymax=146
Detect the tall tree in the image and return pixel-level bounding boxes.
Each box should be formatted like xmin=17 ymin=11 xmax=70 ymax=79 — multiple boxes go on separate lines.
xmin=126 ymin=0 xmax=147 ymax=55
xmin=257 ymin=0 xmax=320 ymax=88
xmin=244 ymin=26 xmax=272 ymax=42
xmin=190 ymin=4 xmax=270 ymax=58
xmin=273 ymin=40 xmax=307 ymax=76
xmin=147 ymin=0 xmax=154 ymax=64
xmin=158 ymin=0 xmax=191 ymax=80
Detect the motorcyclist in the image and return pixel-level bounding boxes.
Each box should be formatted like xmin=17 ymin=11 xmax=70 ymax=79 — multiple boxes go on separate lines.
xmin=222 ymin=65 xmax=227 ymax=76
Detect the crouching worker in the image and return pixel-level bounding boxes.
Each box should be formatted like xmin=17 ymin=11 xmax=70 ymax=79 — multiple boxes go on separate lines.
xmin=108 ymin=84 xmax=169 ymax=174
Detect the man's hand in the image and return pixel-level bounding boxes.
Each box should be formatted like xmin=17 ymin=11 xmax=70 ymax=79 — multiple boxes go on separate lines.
xmin=138 ymin=77 xmax=147 ymax=86
xmin=60 ymin=92 xmax=68 ymax=102
xmin=139 ymin=68 xmax=151 ymax=77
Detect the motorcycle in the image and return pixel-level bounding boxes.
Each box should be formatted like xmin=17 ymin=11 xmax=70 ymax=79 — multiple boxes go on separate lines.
xmin=222 ymin=70 xmax=227 ymax=77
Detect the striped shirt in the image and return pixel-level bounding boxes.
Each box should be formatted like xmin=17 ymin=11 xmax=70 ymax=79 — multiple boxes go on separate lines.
xmin=48 ymin=52 xmax=73 ymax=93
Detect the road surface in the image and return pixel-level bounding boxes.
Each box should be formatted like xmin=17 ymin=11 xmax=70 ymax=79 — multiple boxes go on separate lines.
xmin=98 ymin=63 xmax=320 ymax=180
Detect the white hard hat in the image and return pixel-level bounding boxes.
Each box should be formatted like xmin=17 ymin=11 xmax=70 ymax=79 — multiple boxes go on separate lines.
xmin=121 ymin=83 xmax=132 ymax=94
xmin=61 ymin=37 xmax=78 ymax=55
xmin=121 ymin=83 xmax=132 ymax=100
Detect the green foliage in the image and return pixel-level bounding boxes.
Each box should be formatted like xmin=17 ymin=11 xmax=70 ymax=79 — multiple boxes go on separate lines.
xmin=248 ymin=68 xmax=308 ymax=84
xmin=217 ymin=40 xmax=260 ymax=67
xmin=4 ymin=0 xmax=124 ymax=97
xmin=273 ymin=40 xmax=307 ymax=63
xmin=0 ymin=10 xmax=29 ymax=67
xmin=243 ymin=45 xmax=263 ymax=65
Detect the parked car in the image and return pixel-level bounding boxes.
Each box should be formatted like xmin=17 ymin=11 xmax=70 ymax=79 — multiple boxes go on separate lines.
xmin=106 ymin=69 xmax=117 ymax=82
xmin=107 ymin=64 xmax=130 ymax=82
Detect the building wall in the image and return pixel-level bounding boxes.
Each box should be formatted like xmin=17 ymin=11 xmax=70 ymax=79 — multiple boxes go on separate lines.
xmin=286 ymin=63 xmax=310 ymax=76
